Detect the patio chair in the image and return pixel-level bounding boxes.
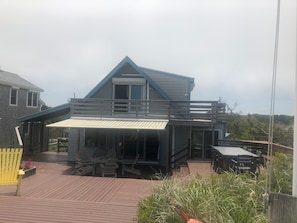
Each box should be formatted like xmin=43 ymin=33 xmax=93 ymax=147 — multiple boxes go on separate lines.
xmin=75 ymin=148 xmax=106 ymax=176
xmin=0 ymin=148 xmax=25 ymax=196
xmin=100 ymin=159 xmax=119 ymax=177
xmin=231 ymin=155 xmax=254 ymax=174
xmin=121 ymin=154 xmax=141 ymax=176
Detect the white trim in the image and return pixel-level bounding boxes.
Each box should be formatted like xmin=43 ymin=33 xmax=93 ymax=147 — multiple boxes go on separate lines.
xmin=112 ymin=77 xmax=146 ymax=85
xmin=120 ymin=73 xmax=142 ymax=77
xmin=26 ymin=91 xmax=39 ymax=108
xmin=9 ymin=87 xmax=18 ymax=106
xmin=15 ymin=126 xmax=23 ymax=146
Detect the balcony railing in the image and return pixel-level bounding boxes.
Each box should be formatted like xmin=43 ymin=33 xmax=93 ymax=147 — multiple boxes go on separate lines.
xmin=70 ymin=98 xmax=226 ymax=123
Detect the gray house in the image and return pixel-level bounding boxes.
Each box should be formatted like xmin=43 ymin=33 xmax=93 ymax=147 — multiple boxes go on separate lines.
xmin=18 ymin=57 xmax=226 ymax=171
xmin=0 ymin=69 xmax=43 ymax=147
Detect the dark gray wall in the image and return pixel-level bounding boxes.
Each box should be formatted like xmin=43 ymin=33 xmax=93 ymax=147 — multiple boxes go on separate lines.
xmin=0 ymin=84 xmax=40 ymax=147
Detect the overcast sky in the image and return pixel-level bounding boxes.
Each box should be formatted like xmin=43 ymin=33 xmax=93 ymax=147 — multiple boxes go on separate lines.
xmin=0 ymin=0 xmax=295 ymax=115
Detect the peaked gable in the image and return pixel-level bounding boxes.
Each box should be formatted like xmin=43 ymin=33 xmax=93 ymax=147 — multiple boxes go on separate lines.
xmin=85 ymin=56 xmax=195 ymax=101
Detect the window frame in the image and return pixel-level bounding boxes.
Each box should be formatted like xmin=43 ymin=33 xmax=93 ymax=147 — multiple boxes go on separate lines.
xmin=27 ymin=91 xmax=39 ymax=108
xmin=9 ymin=87 xmax=19 ymax=106
xmin=112 ymin=78 xmax=146 ymax=101
xmin=112 ymin=78 xmax=146 ymax=113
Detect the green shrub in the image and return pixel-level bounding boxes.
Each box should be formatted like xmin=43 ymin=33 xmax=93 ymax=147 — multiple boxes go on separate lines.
xmin=269 ymin=152 xmax=293 ymax=194
xmin=138 ymin=152 xmax=292 ymax=223
xmin=137 ymin=173 xmax=267 ymax=223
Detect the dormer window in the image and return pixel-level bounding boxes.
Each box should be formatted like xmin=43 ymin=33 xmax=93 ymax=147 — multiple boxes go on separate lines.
xmin=27 ymin=91 xmax=38 ymax=108
xmin=9 ymin=88 xmax=18 ymax=106
xmin=112 ymin=78 xmax=146 ymax=112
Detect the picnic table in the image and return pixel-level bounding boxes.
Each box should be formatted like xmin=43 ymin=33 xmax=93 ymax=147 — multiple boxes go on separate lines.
xmin=211 ymin=146 xmax=259 ymax=174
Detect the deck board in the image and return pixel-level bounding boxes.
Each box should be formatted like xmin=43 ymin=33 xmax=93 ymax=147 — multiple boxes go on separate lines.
xmin=0 ymin=153 xmax=213 ymax=222
xmin=0 ymin=174 xmax=157 ymax=223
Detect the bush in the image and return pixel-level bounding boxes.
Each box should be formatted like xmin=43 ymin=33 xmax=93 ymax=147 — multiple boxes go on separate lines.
xmin=137 ymin=173 xmax=267 ymax=223
xmin=138 ymin=153 xmax=293 ymax=223
xmin=269 ymin=152 xmax=293 ymax=194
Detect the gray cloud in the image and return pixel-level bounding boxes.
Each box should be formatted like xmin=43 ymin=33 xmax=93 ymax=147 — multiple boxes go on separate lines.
xmin=0 ymin=0 xmax=295 ymax=114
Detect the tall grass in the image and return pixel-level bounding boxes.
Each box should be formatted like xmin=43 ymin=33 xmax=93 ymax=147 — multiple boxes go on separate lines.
xmin=269 ymin=152 xmax=293 ymax=194
xmin=138 ymin=173 xmax=267 ymax=223
xmin=138 ymin=153 xmax=292 ymax=222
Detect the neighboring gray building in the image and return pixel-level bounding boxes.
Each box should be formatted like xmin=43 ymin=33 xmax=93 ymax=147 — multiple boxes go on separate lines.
xmin=0 ymin=69 xmax=43 ymax=147
xmin=18 ymin=57 xmax=226 ymax=172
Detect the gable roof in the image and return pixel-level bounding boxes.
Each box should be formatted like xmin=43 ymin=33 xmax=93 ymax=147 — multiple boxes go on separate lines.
xmin=0 ymin=69 xmax=43 ymax=92
xmin=18 ymin=57 xmax=195 ymax=123
xmin=85 ymin=56 xmax=195 ymax=100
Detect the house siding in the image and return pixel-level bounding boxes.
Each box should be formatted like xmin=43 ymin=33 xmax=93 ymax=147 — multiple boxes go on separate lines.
xmin=143 ymin=69 xmax=191 ymax=101
xmin=68 ymin=128 xmax=85 ymax=161
xmin=89 ymin=81 xmax=113 ymax=99
xmin=149 ymin=87 xmax=164 ymax=100
xmin=0 ymin=84 xmax=41 ymax=146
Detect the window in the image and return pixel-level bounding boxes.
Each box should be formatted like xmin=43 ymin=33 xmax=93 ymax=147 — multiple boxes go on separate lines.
xmin=27 ymin=91 xmax=38 ymax=107
xmin=10 ymin=88 xmax=18 ymax=106
xmin=112 ymin=78 xmax=146 ymax=113
xmin=118 ymin=130 xmax=159 ymax=160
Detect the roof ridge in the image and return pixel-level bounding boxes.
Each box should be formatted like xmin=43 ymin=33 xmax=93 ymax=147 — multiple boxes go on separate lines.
xmin=140 ymin=66 xmax=194 ymax=80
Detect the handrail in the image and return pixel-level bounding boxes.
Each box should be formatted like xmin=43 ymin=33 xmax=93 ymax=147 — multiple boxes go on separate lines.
xmin=170 ymin=143 xmax=188 ymax=170
xmin=70 ymin=98 xmax=226 ymax=123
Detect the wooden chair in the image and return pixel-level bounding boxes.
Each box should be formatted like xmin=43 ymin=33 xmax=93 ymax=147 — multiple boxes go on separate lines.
xmin=0 ymin=148 xmax=24 ymax=196
xmin=100 ymin=159 xmax=119 ymax=177
xmin=121 ymin=154 xmax=141 ymax=176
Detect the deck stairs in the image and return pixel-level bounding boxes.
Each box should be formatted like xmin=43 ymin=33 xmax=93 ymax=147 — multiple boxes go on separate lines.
xmin=172 ymin=159 xmax=215 ymax=178
xmin=172 ymin=163 xmax=190 ymax=178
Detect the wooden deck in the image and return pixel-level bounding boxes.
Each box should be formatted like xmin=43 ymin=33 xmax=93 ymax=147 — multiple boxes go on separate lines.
xmin=0 ymin=153 xmax=158 ymax=223
xmin=0 ymin=152 xmax=215 ymax=222
xmin=0 ymin=174 xmax=157 ymax=223
xmin=187 ymin=160 xmax=216 ymax=177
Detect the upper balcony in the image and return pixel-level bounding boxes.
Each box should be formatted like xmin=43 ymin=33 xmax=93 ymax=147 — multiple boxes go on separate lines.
xmin=69 ymin=98 xmax=226 ymax=125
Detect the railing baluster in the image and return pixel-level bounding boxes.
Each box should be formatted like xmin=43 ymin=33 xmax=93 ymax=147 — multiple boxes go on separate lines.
xmin=69 ymin=98 xmax=226 ymax=122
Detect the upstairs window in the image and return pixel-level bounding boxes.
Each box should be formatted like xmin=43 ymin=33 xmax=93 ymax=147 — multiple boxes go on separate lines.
xmin=10 ymin=88 xmax=18 ymax=106
xmin=27 ymin=91 xmax=38 ymax=107
xmin=112 ymin=78 xmax=146 ymax=113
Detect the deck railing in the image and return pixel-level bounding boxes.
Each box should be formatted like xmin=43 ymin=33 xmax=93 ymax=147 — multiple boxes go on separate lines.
xmin=70 ymin=98 xmax=226 ymax=123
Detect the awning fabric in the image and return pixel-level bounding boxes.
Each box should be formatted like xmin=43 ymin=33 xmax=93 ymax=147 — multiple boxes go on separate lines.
xmin=46 ymin=117 xmax=168 ymax=130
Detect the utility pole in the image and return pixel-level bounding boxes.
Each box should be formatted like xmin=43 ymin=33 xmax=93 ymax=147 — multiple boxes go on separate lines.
xmin=293 ymin=2 xmax=297 ymax=195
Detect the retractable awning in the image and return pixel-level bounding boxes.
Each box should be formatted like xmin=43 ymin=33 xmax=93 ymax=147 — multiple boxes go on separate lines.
xmin=46 ymin=117 xmax=168 ymax=130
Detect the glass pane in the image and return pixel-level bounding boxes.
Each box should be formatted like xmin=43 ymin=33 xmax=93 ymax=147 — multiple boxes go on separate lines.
xmin=10 ymin=89 xmax=17 ymax=105
xmin=131 ymin=85 xmax=143 ymax=110
xmin=33 ymin=93 xmax=38 ymax=106
xmin=115 ymin=85 xmax=128 ymax=99
xmin=123 ymin=131 xmax=138 ymax=158
xmin=114 ymin=85 xmax=129 ymax=112
xmin=146 ymin=131 xmax=159 ymax=161
xmin=131 ymin=85 xmax=142 ymax=99
xmin=204 ymin=131 xmax=219 ymax=158
xmin=27 ymin=92 xmax=32 ymax=106
xmin=192 ymin=131 xmax=203 ymax=158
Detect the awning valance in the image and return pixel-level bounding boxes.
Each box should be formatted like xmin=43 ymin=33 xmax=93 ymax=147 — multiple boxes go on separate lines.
xmin=46 ymin=117 xmax=168 ymax=130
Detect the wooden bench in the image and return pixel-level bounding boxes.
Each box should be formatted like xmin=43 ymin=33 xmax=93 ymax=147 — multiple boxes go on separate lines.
xmin=0 ymin=148 xmax=25 ymax=196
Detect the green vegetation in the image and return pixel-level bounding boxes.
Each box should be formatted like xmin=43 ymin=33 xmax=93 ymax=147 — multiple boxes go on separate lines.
xmin=138 ymin=153 xmax=293 ymax=223
xmin=226 ymin=113 xmax=293 ymax=147
xmin=138 ymin=174 xmax=267 ymax=223
xmin=269 ymin=152 xmax=293 ymax=194
xmin=48 ymin=144 xmax=58 ymax=152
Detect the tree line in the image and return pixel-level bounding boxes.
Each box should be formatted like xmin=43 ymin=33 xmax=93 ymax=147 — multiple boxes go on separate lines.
xmin=226 ymin=113 xmax=293 ymax=147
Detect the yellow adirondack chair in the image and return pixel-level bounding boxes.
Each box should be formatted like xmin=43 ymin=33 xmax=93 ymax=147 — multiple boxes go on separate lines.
xmin=0 ymin=148 xmax=25 ymax=196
